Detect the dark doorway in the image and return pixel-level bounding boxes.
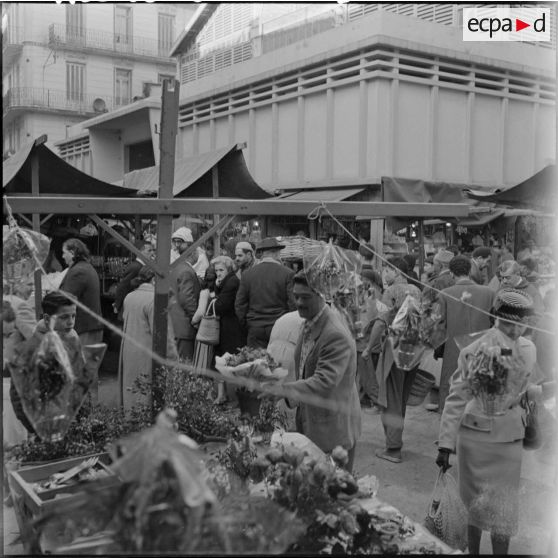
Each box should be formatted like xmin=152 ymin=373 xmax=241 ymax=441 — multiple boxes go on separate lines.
xmin=127 ymin=140 xmax=155 ymax=172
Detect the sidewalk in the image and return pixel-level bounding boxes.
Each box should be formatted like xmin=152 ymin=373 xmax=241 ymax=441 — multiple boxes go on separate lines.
xmin=4 ymin=397 xmax=556 ymax=555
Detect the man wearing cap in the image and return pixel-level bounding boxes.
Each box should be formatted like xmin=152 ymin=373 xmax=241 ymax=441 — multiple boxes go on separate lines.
xmin=169 ymin=227 xmax=200 ymax=360
xmin=235 ymin=237 xmax=296 ymax=349
xmin=436 ymin=289 xmax=554 ymax=555
xmin=432 ymin=255 xmax=495 ymax=413
xmin=234 ymin=241 xmax=257 ymax=278
xmin=470 ymin=246 xmax=492 ymax=285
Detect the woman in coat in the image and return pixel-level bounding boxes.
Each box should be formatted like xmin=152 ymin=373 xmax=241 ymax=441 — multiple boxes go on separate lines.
xmin=212 ymin=255 xmax=246 ymax=403
xmin=60 ymin=238 xmax=103 ymax=346
xmin=118 ymin=267 xmax=178 ymax=411
xmin=436 ymin=289 xmax=554 ymax=554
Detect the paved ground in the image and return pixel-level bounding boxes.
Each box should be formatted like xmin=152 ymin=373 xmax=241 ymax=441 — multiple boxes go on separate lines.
xmin=4 ymin=376 xmax=556 ymax=555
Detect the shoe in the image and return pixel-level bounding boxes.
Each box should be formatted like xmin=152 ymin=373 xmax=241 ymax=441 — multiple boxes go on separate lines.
xmin=425 ymin=403 xmax=439 ymax=412
xmin=375 ymin=449 xmax=402 ymax=463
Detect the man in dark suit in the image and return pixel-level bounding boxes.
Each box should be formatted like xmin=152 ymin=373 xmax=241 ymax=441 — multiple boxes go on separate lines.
xmin=113 ymin=239 xmax=155 ymax=319
xmin=435 ymin=255 xmax=495 ymax=412
xmin=168 ymin=227 xmax=200 ymax=361
xmin=276 ymin=271 xmax=361 ymax=472
xmin=235 ymin=237 xmax=295 ymax=349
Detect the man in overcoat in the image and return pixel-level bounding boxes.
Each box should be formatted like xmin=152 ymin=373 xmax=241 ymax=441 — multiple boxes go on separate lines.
xmin=235 ymin=237 xmax=295 ymax=348
xmin=435 ymin=255 xmax=495 ymax=412
xmin=168 ymin=227 xmax=200 ymax=361
xmin=279 ymin=272 xmax=361 ymax=472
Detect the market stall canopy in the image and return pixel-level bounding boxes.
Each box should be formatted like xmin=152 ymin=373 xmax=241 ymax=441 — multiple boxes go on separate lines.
xmin=466 ymin=165 xmax=556 ymax=212
xmin=119 ymin=144 xmax=270 ymax=199
xmin=3 ymin=137 xmax=136 ymax=197
xmin=381 ymin=176 xmax=470 ymax=206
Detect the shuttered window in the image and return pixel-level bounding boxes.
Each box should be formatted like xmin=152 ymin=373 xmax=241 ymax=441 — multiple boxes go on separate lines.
xmin=115 ymin=5 xmax=132 ymax=52
xmin=66 ymin=62 xmax=85 ymax=102
xmin=158 ymin=13 xmax=175 ymax=56
xmin=66 ymin=4 xmax=84 ymax=44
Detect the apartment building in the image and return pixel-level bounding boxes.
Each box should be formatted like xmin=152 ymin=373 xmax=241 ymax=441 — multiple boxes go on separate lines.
xmin=57 ymin=3 xmax=555 ymax=191
xmin=2 ymin=2 xmax=195 ymax=159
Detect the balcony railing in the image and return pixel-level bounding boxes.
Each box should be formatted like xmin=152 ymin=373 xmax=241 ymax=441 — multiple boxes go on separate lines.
xmin=3 ymin=87 xmax=125 ymax=115
xmin=48 ymin=23 xmax=174 ymax=59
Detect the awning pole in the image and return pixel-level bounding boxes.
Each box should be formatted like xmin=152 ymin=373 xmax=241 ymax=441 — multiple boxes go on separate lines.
xmin=418 ymin=219 xmax=425 ymax=278
xmin=31 ymin=139 xmax=45 ymax=320
xmin=151 ymin=79 xmax=180 ymax=416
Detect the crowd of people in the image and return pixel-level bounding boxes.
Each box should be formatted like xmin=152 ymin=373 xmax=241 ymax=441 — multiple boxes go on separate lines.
xmin=3 ymin=227 xmax=556 ymax=554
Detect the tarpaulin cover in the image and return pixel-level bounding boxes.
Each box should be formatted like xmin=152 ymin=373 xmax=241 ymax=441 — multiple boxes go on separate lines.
xmin=381 ymin=176 xmax=469 ymax=205
xmin=3 ymin=139 xmax=136 ymax=197
xmin=466 ymin=165 xmax=556 ymax=212
xmin=122 ymin=144 xmax=270 ymax=199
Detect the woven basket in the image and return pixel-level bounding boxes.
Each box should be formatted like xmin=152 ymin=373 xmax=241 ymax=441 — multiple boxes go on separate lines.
xmin=279 ymin=236 xmax=324 ymax=261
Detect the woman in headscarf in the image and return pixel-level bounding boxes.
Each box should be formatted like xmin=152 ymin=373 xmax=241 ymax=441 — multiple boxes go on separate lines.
xmin=118 ymin=266 xmax=178 ymax=411
xmin=436 ymin=289 xmax=555 ymax=554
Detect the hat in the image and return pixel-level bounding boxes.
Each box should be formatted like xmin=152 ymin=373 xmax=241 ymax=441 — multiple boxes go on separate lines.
xmin=235 ymin=241 xmax=254 ymax=253
xmin=499 ymin=260 xmax=520 ymax=277
xmin=171 ymin=227 xmax=193 ymax=243
xmin=433 ymin=249 xmax=454 ymax=265
xmin=256 ymin=237 xmax=285 ymax=251
xmin=493 ymin=289 xmax=533 ymax=321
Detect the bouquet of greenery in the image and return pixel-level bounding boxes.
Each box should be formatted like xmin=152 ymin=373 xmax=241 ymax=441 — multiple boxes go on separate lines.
xmin=388 ymin=294 xmax=425 ymax=370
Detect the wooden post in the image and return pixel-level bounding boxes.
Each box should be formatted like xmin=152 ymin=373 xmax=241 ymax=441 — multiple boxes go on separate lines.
xmin=31 ymin=142 xmax=44 ymax=320
xmin=212 ymin=166 xmax=220 ymax=257
xmin=418 ymin=218 xmax=425 ymax=278
xmin=151 ymin=79 xmax=180 ymax=415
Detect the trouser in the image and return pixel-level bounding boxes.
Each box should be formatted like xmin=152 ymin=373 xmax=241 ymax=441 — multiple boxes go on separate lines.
xmin=358 ymin=352 xmax=380 ymax=403
xmin=381 ymin=365 xmax=418 ymax=450
xmin=79 ymin=329 xmax=104 ymax=405
xmin=246 ymin=324 xmax=274 ymax=349
xmin=176 ymin=338 xmax=195 ymax=362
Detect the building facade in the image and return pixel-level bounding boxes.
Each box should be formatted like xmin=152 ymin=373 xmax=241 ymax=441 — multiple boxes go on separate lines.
xmin=2 ymin=2 xmax=195 ymax=159
xmin=56 ymin=3 xmax=555 ymax=192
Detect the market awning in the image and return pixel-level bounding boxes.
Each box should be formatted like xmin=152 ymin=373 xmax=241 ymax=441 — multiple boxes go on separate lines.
xmin=3 ymin=137 xmax=137 ymax=197
xmin=466 ymin=165 xmax=556 ymax=212
xmin=381 ymin=176 xmax=470 ymax=205
xmin=455 ymin=209 xmax=506 ymax=227
xmin=275 ymin=187 xmax=366 ymax=202
xmin=121 ymin=144 xmax=270 ymax=199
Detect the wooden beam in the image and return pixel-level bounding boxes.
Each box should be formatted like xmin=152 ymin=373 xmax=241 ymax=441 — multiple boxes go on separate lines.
xmin=88 ymin=214 xmax=163 ymax=277
xmin=152 ymin=78 xmax=180 ymax=414
xmin=31 ymin=153 xmax=42 ymax=321
xmin=16 ymin=214 xmax=33 ymax=228
xmin=40 ymin=214 xmax=54 ymax=226
xmin=4 ymin=197 xmax=471 ymax=218
xmin=170 ymin=214 xmax=234 ymax=270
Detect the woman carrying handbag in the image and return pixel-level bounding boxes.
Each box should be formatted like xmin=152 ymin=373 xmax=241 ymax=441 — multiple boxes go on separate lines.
xmin=192 ymin=266 xmax=217 ymax=376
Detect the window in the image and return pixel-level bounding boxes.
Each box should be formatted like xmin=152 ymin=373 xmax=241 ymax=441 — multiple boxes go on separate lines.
xmin=158 ymin=13 xmax=175 ymax=56
xmin=115 ymin=5 xmax=132 ymax=52
xmin=66 ymin=62 xmax=85 ymax=103
xmin=66 ymin=4 xmax=85 ymax=44
xmin=115 ymin=68 xmax=131 ymax=106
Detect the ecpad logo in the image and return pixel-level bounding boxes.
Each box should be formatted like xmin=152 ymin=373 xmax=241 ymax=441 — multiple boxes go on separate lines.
xmin=463 ymin=7 xmax=550 ymax=42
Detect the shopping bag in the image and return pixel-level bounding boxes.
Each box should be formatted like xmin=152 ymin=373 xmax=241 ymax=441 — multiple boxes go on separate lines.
xmin=521 ymin=392 xmax=541 ymax=450
xmin=424 ymin=470 xmax=468 ymax=551
xmin=196 ymin=299 xmax=220 ymax=345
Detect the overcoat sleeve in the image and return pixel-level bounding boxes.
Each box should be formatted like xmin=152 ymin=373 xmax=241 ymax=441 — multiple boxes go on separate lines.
xmin=176 ymin=267 xmax=199 ymax=317
xmin=234 ymin=275 xmax=249 ymax=325
xmin=61 ymin=266 xmax=86 ymax=299
xmin=215 ymin=274 xmax=238 ymax=316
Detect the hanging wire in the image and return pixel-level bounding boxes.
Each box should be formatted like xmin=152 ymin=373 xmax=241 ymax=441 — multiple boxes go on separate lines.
xmin=307 ymin=202 xmax=554 ymax=335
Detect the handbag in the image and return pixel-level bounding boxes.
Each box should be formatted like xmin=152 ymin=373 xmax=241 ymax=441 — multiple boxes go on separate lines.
xmin=195 ymin=299 xmax=220 ymax=346
xmin=424 ymin=470 xmax=468 ymax=551
xmin=521 ymin=392 xmax=541 ymax=450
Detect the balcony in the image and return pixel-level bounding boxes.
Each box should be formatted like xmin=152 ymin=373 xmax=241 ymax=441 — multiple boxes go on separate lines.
xmin=3 ymin=87 xmax=125 ymax=120
xmin=48 ymin=23 xmax=175 ymax=61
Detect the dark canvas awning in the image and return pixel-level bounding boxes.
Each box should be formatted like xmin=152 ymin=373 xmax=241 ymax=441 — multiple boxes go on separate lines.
xmin=381 ymin=176 xmax=470 ymax=205
xmin=3 ymin=137 xmax=136 ymax=197
xmin=120 ymin=144 xmax=270 ymax=199
xmin=466 ymin=165 xmax=556 ymax=212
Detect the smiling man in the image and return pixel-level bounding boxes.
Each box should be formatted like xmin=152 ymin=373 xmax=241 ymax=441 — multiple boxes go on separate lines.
xmin=277 ymin=271 xmax=361 ymax=472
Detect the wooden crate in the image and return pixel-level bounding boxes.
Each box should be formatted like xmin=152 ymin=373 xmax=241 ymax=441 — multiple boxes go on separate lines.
xmin=8 ymin=452 xmax=119 ymax=553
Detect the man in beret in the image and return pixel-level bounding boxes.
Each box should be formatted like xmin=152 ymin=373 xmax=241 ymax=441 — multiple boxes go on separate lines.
xmin=235 ymin=237 xmax=295 ymax=348
xmin=168 ymin=227 xmax=200 ymax=360
xmin=234 ymin=241 xmax=257 ymax=278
